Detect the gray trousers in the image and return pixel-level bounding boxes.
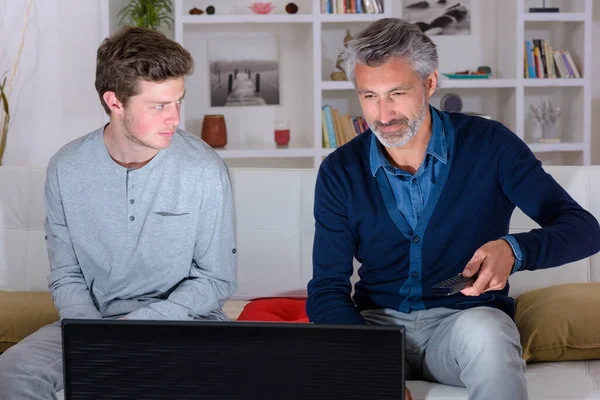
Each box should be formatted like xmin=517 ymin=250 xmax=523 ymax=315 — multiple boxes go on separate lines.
xmin=1 ymin=307 xmax=525 ymax=400
xmin=362 ymin=306 xmax=528 ymax=400
xmin=0 ymin=310 xmax=228 ymax=400
xmin=0 ymin=322 xmax=62 ymax=400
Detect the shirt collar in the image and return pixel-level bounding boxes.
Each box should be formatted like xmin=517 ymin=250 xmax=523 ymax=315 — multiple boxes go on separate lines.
xmin=369 ymin=106 xmax=448 ymax=177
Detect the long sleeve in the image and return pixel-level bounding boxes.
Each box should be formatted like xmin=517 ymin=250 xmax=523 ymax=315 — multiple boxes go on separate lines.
xmin=495 ymin=124 xmax=600 ymax=270
xmin=45 ymin=161 xmax=102 ymax=320
xmin=125 ymin=165 xmax=237 ymax=320
xmin=307 ymin=162 xmax=366 ymax=324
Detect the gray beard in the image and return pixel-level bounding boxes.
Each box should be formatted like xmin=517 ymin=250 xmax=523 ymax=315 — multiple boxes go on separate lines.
xmin=369 ymin=101 xmax=428 ymax=148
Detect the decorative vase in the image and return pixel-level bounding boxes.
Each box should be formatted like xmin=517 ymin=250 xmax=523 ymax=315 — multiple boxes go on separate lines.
xmin=201 ymin=115 xmax=227 ymax=148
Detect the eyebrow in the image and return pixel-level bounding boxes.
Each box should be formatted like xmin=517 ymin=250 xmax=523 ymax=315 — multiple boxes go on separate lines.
xmin=150 ymin=90 xmax=187 ymax=104
xmin=357 ymin=85 xmax=413 ymax=95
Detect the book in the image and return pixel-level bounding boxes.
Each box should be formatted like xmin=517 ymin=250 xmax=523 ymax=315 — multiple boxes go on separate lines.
xmin=525 ymin=41 xmax=537 ymax=78
xmin=563 ymin=51 xmax=581 ymax=78
xmin=323 ymin=106 xmax=337 ymax=147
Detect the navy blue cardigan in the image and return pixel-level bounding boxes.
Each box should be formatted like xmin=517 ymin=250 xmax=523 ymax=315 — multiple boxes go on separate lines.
xmin=307 ymin=111 xmax=600 ymax=324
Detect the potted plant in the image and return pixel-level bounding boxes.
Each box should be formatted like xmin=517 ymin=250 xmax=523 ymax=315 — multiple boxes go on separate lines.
xmin=118 ymin=0 xmax=174 ymax=30
xmin=0 ymin=76 xmax=10 ymax=166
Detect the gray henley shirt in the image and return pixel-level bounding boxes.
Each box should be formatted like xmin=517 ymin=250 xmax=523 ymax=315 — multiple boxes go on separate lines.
xmin=44 ymin=126 xmax=237 ymax=320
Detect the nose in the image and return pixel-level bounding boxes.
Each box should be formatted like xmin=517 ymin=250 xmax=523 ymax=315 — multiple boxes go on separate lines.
xmin=377 ymin=97 xmax=395 ymax=124
xmin=166 ymin=103 xmax=180 ymax=127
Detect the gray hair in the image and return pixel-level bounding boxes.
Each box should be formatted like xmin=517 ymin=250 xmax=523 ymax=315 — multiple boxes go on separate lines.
xmin=341 ymin=18 xmax=438 ymax=87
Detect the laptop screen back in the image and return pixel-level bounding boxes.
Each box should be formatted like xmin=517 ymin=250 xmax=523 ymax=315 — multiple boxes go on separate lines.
xmin=62 ymin=319 xmax=405 ymax=400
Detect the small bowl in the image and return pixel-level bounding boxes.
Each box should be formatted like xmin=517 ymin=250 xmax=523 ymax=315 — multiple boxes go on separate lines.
xmin=249 ymin=2 xmax=274 ymax=14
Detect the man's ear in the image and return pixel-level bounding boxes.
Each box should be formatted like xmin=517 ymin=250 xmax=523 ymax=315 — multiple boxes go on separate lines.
xmin=102 ymin=91 xmax=124 ymax=115
xmin=426 ymin=70 xmax=438 ymax=98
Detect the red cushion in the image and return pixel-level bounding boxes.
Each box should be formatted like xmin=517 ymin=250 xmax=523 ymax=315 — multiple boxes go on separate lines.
xmin=237 ymin=298 xmax=309 ymax=323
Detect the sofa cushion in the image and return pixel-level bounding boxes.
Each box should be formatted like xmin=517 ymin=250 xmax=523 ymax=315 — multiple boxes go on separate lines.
xmin=237 ymin=298 xmax=309 ymax=322
xmin=0 ymin=291 xmax=58 ymax=352
xmin=515 ymin=283 xmax=600 ymax=362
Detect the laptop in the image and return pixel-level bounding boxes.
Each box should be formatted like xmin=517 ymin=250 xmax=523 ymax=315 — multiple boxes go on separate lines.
xmin=62 ymin=319 xmax=405 ymax=400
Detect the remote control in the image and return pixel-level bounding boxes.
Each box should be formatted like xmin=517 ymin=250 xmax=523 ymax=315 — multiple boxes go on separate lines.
xmin=432 ymin=273 xmax=477 ymax=296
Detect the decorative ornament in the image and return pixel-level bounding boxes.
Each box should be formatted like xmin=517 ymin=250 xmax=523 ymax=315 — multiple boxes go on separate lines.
xmin=285 ymin=3 xmax=299 ymax=14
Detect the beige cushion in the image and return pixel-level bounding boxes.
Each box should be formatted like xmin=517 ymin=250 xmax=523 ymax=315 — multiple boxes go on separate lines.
xmin=0 ymin=291 xmax=58 ymax=352
xmin=515 ymin=283 xmax=600 ymax=362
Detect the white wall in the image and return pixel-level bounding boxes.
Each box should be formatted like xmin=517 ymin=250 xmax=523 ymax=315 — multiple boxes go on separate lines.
xmin=0 ymin=0 xmax=599 ymax=166
xmin=0 ymin=0 xmax=104 ymax=167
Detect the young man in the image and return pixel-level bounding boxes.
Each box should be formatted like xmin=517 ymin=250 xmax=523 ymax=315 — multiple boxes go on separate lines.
xmin=0 ymin=27 xmax=237 ymax=399
xmin=307 ymin=18 xmax=600 ymax=400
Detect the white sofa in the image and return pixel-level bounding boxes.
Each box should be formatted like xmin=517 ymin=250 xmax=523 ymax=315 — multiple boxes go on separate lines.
xmin=1 ymin=165 xmax=600 ymax=400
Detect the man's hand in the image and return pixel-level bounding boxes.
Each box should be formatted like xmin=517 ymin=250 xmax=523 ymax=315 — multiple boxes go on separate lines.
xmin=405 ymin=387 xmax=413 ymax=400
xmin=460 ymin=239 xmax=515 ymax=296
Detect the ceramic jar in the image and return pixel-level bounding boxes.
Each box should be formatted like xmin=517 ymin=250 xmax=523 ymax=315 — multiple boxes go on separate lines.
xmin=201 ymin=115 xmax=227 ymax=148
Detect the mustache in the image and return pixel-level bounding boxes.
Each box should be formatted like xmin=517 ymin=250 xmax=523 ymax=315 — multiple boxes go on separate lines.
xmin=375 ymin=118 xmax=409 ymax=128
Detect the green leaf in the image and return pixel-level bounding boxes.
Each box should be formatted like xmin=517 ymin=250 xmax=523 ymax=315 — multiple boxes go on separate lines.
xmin=117 ymin=0 xmax=173 ymax=30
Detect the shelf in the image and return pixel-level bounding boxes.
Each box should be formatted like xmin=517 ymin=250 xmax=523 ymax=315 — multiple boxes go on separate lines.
xmin=180 ymin=14 xmax=314 ymax=24
xmin=438 ymin=79 xmax=518 ymax=89
xmin=319 ymin=13 xmax=386 ymax=23
xmin=214 ymin=143 xmax=316 ymax=159
xmin=180 ymin=13 xmax=389 ymax=24
xmin=321 ymin=81 xmax=354 ymax=91
xmin=523 ymin=13 xmax=587 ymax=22
xmin=522 ymin=78 xmax=585 ymax=87
xmin=527 ymin=142 xmax=585 ymax=153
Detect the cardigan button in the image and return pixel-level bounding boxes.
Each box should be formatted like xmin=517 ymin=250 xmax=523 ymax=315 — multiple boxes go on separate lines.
xmin=412 ymin=236 xmax=420 ymax=243
xmin=412 ymin=271 xmax=419 ymax=278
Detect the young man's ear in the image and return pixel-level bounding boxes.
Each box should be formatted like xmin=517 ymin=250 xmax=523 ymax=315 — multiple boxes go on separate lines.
xmin=102 ymin=91 xmax=124 ymax=115
xmin=426 ymin=70 xmax=438 ymax=98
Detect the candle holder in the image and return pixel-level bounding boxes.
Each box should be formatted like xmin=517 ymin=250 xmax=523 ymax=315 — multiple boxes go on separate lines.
xmin=274 ymin=120 xmax=291 ymax=147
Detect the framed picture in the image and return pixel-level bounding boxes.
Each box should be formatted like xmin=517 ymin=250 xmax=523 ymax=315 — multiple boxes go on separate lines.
xmin=404 ymin=1 xmax=471 ymax=36
xmin=207 ymin=33 xmax=280 ymax=107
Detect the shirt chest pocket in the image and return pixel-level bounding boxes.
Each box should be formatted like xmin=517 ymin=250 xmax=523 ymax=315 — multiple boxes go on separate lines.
xmin=142 ymin=212 xmax=195 ymax=260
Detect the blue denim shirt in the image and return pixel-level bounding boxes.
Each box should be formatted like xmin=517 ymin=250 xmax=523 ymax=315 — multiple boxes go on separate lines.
xmin=369 ymin=107 xmax=523 ymax=273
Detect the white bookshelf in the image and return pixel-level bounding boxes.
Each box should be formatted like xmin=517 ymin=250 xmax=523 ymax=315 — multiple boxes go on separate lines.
xmin=517 ymin=0 xmax=593 ymax=164
xmin=101 ymin=0 xmax=593 ymax=167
